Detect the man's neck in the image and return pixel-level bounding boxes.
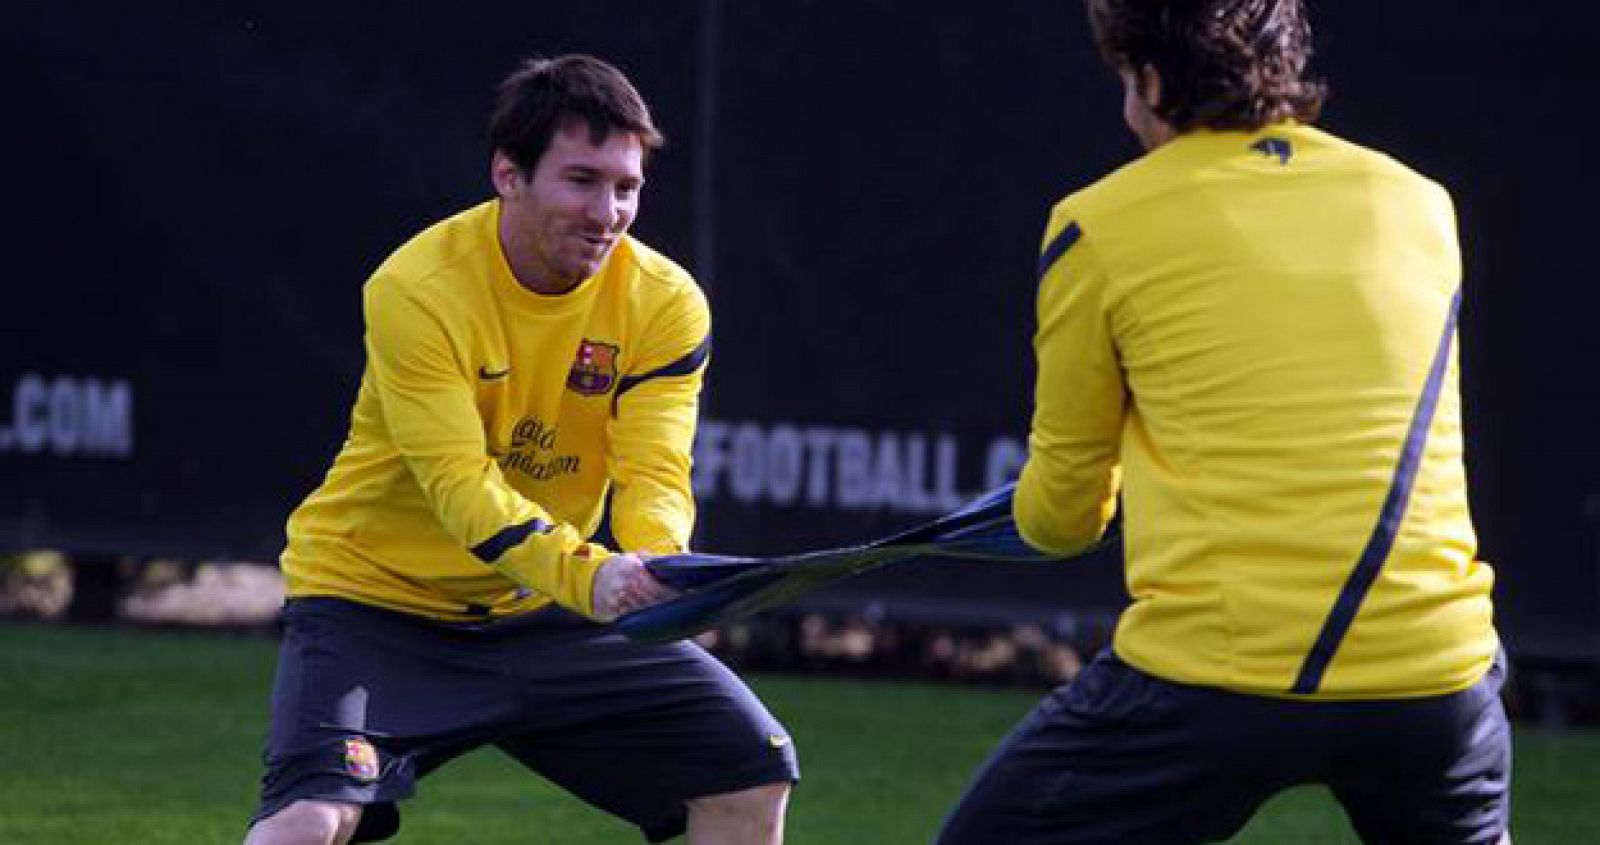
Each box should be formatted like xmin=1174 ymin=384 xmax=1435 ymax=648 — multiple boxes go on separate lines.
xmin=498 ymin=214 xmax=581 ymax=296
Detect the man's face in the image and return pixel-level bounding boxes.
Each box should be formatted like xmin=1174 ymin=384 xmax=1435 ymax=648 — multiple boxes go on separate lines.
xmin=495 ymin=121 xmax=645 ymax=292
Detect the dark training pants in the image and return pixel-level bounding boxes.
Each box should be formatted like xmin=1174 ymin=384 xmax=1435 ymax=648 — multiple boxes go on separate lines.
xmin=937 ymin=650 xmax=1510 ymax=845
xmin=253 ymin=597 xmax=799 ymax=843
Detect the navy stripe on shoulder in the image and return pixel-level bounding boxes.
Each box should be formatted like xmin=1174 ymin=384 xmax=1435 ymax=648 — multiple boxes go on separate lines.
xmin=1037 ymin=221 xmax=1083 ymax=280
xmin=1290 ymin=287 xmax=1464 ymax=695
xmin=614 ymin=335 xmax=712 ymax=402
xmin=471 ymin=517 xmax=554 ymax=564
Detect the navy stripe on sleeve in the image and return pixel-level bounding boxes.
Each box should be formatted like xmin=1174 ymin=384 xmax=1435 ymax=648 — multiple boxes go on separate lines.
xmin=1037 ymin=221 xmax=1082 ymax=280
xmin=1290 ymin=288 xmax=1463 ymax=695
xmin=614 ymin=335 xmax=711 ymax=402
xmin=470 ymin=517 xmax=554 ymax=563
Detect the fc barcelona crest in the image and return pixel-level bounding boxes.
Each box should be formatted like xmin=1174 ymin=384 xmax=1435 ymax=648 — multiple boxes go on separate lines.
xmin=343 ymin=737 xmax=380 ymax=783
xmin=567 ymin=339 xmax=620 ymax=396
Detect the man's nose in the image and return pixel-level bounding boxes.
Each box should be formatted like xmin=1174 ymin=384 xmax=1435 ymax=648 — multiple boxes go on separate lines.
xmin=586 ymin=191 xmax=621 ymax=229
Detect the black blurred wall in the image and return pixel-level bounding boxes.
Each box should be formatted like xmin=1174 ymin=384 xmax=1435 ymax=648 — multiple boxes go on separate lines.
xmin=2 ymin=1 xmax=1596 ymax=660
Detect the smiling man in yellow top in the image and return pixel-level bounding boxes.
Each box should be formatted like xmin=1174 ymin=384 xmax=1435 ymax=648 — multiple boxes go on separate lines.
xmin=938 ymin=2 xmax=1509 ymax=844
xmin=282 ymin=170 xmax=706 ymax=621
xmin=247 ymin=55 xmax=796 ymax=845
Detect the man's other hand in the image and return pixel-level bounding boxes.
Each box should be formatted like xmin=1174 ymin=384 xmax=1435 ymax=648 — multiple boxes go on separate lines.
xmin=591 ymin=554 xmax=679 ymax=622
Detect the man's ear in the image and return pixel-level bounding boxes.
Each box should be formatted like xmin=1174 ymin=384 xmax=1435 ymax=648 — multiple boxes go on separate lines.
xmin=1137 ymin=64 xmax=1164 ymax=112
xmin=491 ymin=150 xmax=525 ymax=199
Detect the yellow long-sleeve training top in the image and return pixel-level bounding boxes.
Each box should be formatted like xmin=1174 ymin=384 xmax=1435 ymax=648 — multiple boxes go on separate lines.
xmin=282 ymin=201 xmax=710 ymax=621
xmin=1015 ymin=124 xmax=1497 ymax=699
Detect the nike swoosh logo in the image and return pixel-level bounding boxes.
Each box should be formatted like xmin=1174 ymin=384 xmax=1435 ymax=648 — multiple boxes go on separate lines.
xmin=479 ymin=365 xmax=511 ymax=381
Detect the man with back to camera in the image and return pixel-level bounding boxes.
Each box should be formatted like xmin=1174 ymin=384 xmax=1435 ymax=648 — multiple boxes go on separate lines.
xmin=244 ymin=55 xmax=797 ymax=845
xmin=937 ymin=1 xmax=1510 ymax=843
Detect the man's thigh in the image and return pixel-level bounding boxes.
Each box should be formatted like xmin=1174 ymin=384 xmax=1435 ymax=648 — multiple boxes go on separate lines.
xmin=1330 ymin=653 xmax=1512 ymax=845
xmin=493 ymin=609 xmax=800 ymax=843
xmin=936 ymin=651 xmax=1286 ymax=845
xmin=253 ymin=598 xmax=519 ymax=841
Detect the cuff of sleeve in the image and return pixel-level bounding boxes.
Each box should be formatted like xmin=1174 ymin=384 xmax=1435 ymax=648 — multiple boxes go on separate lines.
xmin=490 ymin=524 xmax=611 ymax=618
xmin=1014 ymin=462 xmax=1117 ymax=556
xmin=629 ymin=533 xmax=687 ymax=556
xmin=564 ymin=543 xmax=610 ymax=619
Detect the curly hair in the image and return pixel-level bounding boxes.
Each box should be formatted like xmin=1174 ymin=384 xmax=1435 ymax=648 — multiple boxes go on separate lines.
xmin=489 ymin=55 xmax=665 ymax=174
xmin=1088 ymin=0 xmax=1326 ymax=131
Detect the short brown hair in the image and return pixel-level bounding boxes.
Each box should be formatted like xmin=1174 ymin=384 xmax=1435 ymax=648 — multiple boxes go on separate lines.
xmin=1088 ymin=0 xmax=1326 ymax=132
xmin=488 ymin=54 xmax=665 ymax=174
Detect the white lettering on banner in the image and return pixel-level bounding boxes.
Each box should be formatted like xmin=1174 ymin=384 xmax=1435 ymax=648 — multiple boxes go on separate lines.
xmin=836 ymin=429 xmax=872 ymax=508
xmin=765 ymin=425 xmax=803 ymax=504
xmin=0 ymin=374 xmax=134 ymax=458
xmin=983 ymin=436 xmax=1028 ymax=492
xmin=693 ymin=418 xmax=1025 ymax=515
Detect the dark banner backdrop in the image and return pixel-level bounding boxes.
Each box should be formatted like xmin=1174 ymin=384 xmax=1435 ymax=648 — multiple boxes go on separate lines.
xmin=2 ymin=1 xmax=1595 ymax=658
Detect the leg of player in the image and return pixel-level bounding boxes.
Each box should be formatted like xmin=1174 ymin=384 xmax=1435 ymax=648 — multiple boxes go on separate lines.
xmin=243 ymin=799 xmax=362 ymax=845
xmin=684 ymin=782 xmax=791 ymax=845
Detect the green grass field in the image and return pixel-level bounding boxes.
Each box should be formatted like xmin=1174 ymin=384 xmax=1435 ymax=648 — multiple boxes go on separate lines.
xmin=1 ymin=624 xmax=1596 ymax=844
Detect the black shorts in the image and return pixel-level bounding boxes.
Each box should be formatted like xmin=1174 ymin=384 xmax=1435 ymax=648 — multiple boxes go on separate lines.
xmin=937 ymin=649 xmax=1510 ymax=845
xmin=253 ymin=597 xmax=799 ymax=843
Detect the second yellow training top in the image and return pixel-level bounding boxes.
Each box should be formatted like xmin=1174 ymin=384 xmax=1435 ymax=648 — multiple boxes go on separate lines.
xmin=281 ymin=201 xmax=710 ymax=621
xmin=1015 ymin=124 xmax=1496 ymax=699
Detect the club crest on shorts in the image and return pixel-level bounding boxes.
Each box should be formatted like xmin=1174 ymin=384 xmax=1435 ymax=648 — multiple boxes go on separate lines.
xmin=343 ymin=737 xmax=380 ymax=783
xmin=567 ymin=339 xmax=620 ymax=396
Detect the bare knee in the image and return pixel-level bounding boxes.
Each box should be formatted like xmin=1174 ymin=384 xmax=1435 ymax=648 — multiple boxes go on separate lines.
xmin=690 ymin=780 xmax=791 ymax=817
xmin=686 ymin=782 xmax=791 ymax=844
xmin=244 ymin=800 xmax=362 ymax=845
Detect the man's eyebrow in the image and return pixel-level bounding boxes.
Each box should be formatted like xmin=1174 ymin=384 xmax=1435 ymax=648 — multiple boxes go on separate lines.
xmin=560 ymin=164 xmax=644 ymax=182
